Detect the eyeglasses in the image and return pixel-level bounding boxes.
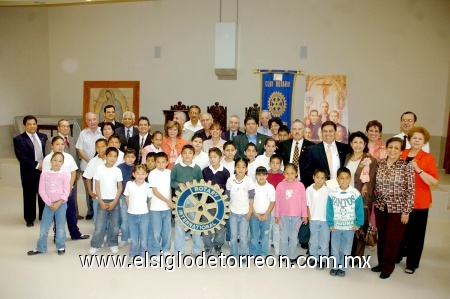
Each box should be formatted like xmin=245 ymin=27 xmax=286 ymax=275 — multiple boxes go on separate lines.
xmin=59 ymin=125 xmax=70 ymax=128
xmin=401 ymin=119 xmax=414 ymax=123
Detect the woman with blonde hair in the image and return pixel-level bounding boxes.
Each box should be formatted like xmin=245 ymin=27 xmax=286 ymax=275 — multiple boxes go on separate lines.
xmin=397 ymin=126 xmax=439 ymax=274
xmin=161 ymin=121 xmax=188 ymax=169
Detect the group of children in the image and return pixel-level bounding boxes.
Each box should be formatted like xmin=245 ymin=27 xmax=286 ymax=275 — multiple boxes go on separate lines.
xmin=28 ymin=133 xmax=364 ymax=276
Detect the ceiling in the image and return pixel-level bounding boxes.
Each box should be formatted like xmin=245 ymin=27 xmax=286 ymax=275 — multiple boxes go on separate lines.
xmin=0 ymin=0 xmax=153 ymax=7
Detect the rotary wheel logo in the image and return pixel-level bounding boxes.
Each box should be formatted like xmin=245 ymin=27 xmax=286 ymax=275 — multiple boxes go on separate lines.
xmin=173 ymin=179 xmax=229 ymax=235
xmin=268 ymin=91 xmax=287 ymax=117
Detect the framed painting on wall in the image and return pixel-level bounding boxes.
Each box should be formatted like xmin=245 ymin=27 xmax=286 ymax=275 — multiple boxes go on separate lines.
xmin=83 ymin=81 xmax=140 ymax=127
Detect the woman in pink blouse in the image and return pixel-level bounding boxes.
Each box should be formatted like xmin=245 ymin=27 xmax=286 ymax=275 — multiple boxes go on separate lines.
xmin=365 ymin=120 xmax=386 ymax=162
xmin=371 ymin=137 xmax=415 ymax=279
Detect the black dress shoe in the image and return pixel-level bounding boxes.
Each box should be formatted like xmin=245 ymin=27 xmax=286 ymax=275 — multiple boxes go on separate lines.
xmin=72 ymin=234 xmax=90 ymax=240
xmin=27 ymin=250 xmax=41 ymax=256
xmin=85 ymin=214 xmax=93 ymax=220
xmin=380 ymin=272 xmax=391 ymax=279
xmin=26 ymin=223 xmax=34 ymax=227
xmin=371 ymin=266 xmax=382 ymax=272
xmin=58 ymin=249 xmax=65 ymax=255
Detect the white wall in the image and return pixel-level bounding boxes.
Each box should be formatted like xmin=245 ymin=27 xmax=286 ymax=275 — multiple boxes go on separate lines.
xmin=46 ymin=0 xmax=450 ymax=136
xmin=1 ymin=0 xmax=449 ymax=139
xmin=0 ymin=7 xmax=51 ymax=126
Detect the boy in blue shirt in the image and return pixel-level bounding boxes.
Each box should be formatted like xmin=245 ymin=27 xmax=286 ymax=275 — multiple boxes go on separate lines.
xmin=202 ymin=147 xmax=230 ymax=255
xmin=327 ymin=167 xmax=364 ymax=277
xmin=117 ymin=148 xmax=137 ymax=248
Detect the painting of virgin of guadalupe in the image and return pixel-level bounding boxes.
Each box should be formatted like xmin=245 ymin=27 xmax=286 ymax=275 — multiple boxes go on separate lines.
xmin=83 ymin=81 xmax=140 ymax=127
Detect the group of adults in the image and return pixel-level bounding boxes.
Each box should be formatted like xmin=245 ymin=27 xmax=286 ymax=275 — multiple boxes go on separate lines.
xmin=14 ymin=102 xmax=439 ymax=279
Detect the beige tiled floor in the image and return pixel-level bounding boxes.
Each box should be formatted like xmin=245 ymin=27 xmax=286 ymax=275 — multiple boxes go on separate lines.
xmin=1 ymin=186 xmax=449 ymax=299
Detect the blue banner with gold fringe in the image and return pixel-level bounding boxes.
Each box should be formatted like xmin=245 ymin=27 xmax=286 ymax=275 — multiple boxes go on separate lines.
xmin=259 ymin=70 xmax=299 ymax=128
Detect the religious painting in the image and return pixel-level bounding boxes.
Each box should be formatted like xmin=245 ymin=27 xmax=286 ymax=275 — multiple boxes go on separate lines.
xmin=304 ymin=75 xmax=348 ymax=143
xmin=83 ymin=81 xmax=140 ymax=127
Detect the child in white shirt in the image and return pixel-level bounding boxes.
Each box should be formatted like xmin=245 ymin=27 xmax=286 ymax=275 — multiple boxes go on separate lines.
xmin=226 ymin=158 xmax=255 ymax=257
xmin=306 ymin=168 xmax=331 ymax=269
xmin=89 ymin=147 xmax=123 ymax=254
xmin=250 ymin=166 xmax=275 ymax=257
xmin=148 ymin=152 xmax=174 ymax=255
xmin=124 ymin=164 xmax=152 ymax=258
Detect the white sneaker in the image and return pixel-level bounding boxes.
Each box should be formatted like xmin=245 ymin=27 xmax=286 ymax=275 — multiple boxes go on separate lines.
xmin=88 ymin=247 xmax=99 ymax=254
xmin=110 ymin=246 xmax=119 ymax=254
xmin=118 ymin=241 xmax=128 ymax=248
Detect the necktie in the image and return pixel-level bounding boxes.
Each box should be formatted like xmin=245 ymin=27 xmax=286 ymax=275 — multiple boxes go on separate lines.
xmin=232 ymin=132 xmax=236 ymax=139
xmin=138 ymin=137 xmax=144 ymax=161
xmin=64 ymin=136 xmax=70 ymax=149
xmin=32 ymin=134 xmax=43 ymax=163
xmin=402 ymin=135 xmax=407 ymax=150
xmin=293 ymin=142 xmax=299 ymax=169
xmin=326 ymin=144 xmax=333 ymax=176
xmin=127 ymin=129 xmax=131 ymax=140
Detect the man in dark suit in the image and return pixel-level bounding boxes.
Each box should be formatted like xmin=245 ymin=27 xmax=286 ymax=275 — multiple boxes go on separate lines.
xmin=115 ymin=111 xmax=138 ymax=151
xmin=98 ymin=104 xmax=124 ymax=129
xmin=127 ymin=116 xmax=152 ymax=164
xmin=233 ymin=115 xmax=269 ymax=158
xmin=221 ymin=115 xmax=244 ymax=141
xmin=300 ymin=121 xmax=351 ymax=188
xmin=13 ymin=115 xmax=48 ymax=227
xmin=276 ymin=119 xmax=315 ymax=179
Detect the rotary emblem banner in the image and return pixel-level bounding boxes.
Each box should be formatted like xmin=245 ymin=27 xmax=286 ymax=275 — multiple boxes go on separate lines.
xmin=259 ymin=70 xmax=298 ymax=128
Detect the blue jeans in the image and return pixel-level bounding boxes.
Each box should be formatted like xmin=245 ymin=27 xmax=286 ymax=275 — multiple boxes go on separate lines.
xmin=52 ymin=188 xmax=82 ymax=239
xmin=249 ymin=214 xmax=271 ymax=256
xmin=229 ymin=212 xmax=249 ymax=256
xmin=331 ymin=229 xmax=355 ymax=271
xmin=36 ymin=203 xmax=67 ymax=252
xmin=309 ymin=220 xmax=330 ymax=260
xmin=149 ymin=210 xmax=172 ymax=255
xmin=91 ymin=199 xmax=119 ymax=248
xmin=119 ymin=195 xmax=130 ymax=242
xmin=93 ymin=198 xmax=98 ymax=224
xmin=203 ymin=224 xmax=226 ymax=251
xmin=279 ymin=216 xmax=301 ymax=259
xmin=270 ymin=211 xmax=280 ymax=255
xmin=174 ymin=219 xmax=203 ymax=254
xmin=82 ymin=174 xmax=93 ymax=216
xmin=127 ymin=213 xmax=149 ymax=257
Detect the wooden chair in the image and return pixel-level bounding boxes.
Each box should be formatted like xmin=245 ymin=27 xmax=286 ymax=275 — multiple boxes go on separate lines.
xmin=207 ymin=102 xmax=227 ymax=130
xmin=163 ymin=101 xmax=190 ymax=124
xmin=245 ymin=103 xmax=261 ymax=124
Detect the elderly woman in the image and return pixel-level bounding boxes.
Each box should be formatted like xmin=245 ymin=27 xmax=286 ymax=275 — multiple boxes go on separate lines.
xmin=371 ymin=137 xmax=415 ymax=279
xmin=269 ymin=117 xmax=283 ymax=141
xmin=396 ymin=127 xmax=439 ymax=274
xmin=344 ymin=131 xmax=377 ymax=257
xmin=101 ymin=122 xmax=115 ymax=140
xmin=161 ymin=121 xmax=188 ymax=170
xmin=365 ymin=120 xmax=386 ymax=162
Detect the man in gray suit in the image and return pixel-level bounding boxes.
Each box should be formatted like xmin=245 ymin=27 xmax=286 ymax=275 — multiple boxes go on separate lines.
xmin=115 ymin=111 xmax=138 ymax=151
xmin=233 ymin=115 xmax=269 ymax=158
